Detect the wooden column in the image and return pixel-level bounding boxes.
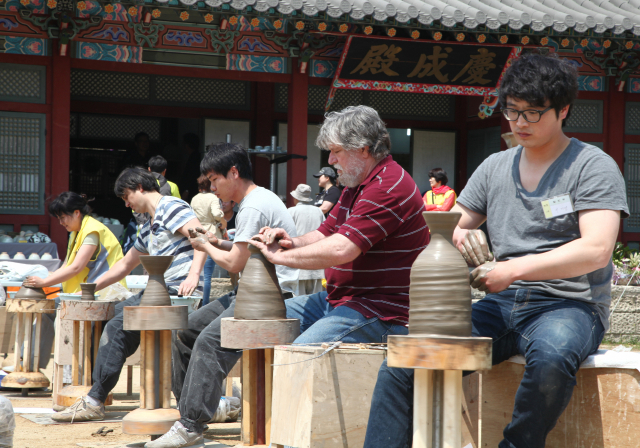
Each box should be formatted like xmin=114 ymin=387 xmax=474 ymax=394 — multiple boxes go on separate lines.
xmin=286 ymin=58 xmax=309 ymax=207
xmin=454 ymin=96 xmax=468 ymax=193
xmin=605 ymin=77 xmax=626 ymax=242
xmin=252 ymin=82 xmax=276 ymax=188
xmin=49 ymin=49 xmax=71 ymax=259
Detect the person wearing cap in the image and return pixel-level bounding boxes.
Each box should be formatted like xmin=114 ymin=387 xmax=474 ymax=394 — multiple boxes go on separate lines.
xmin=288 ymin=184 xmax=326 ymax=295
xmin=313 ymin=166 xmax=341 ymax=217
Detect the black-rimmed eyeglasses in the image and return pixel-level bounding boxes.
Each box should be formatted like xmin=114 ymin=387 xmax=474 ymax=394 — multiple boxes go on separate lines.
xmin=502 ymin=106 xmax=553 ymax=123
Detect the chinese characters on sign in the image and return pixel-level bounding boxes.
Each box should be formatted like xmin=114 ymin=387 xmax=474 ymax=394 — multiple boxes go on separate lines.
xmin=340 ymin=37 xmax=512 ymax=88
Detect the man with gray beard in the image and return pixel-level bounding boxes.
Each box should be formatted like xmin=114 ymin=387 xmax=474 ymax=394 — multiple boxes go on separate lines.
xmin=251 ymin=105 xmax=429 ymax=344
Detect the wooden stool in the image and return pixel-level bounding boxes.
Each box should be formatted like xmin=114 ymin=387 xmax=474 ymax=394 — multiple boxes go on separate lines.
xmin=53 ymin=300 xmax=116 ymax=409
xmin=221 ymin=317 xmax=300 ymax=447
xmin=387 ymin=334 xmax=492 ymax=448
xmin=1 ymin=298 xmax=56 ymax=394
xmin=121 ymin=305 xmax=188 ymax=437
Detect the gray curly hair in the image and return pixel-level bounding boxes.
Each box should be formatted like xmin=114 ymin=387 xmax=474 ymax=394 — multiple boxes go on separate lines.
xmin=315 ymin=105 xmax=391 ymax=161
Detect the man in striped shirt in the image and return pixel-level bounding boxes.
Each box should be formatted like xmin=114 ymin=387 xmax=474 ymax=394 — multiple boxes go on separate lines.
xmin=52 ymin=167 xmax=207 ymax=423
xmin=253 ymin=105 xmax=429 ymax=344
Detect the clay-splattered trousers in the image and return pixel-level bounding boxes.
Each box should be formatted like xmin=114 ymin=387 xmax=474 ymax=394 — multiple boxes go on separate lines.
xmin=363 ymin=289 xmax=605 ymax=448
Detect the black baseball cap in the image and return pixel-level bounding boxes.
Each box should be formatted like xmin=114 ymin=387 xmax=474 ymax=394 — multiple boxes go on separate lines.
xmin=313 ymin=167 xmax=336 ymax=179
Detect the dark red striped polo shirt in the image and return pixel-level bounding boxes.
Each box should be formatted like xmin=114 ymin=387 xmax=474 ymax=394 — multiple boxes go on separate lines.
xmin=317 ymin=155 xmax=429 ymax=326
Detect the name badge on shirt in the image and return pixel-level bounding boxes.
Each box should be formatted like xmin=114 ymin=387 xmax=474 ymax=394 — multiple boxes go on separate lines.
xmin=541 ymin=194 xmax=575 ymax=219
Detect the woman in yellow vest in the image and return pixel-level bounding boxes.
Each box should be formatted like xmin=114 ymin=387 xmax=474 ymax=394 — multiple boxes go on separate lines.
xmin=24 ymin=192 xmax=126 ymax=293
xmin=423 ymin=168 xmax=457 ymax=211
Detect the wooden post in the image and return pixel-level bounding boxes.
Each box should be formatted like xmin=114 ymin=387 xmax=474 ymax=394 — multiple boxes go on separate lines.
xmin=83 ymin=321 xmax=92 ymax=385
xmin=33 ymin=315 xmax=41 ymax=371
xmin=93 ymin=321 xmax=101 ymax=362
xmin=72 ymin=321 xmax=80 ymax=386
xmin=414 ymin=369 xmax=434 ymax=448
xmin=23 ymin=313 xmax=33 ymax=372
xmin=145 ymin=330 xmax=155 ymax=410
xmin=242 ymin=350 xmax=258 ymax=445
xmin=160 ymin=330 xmax=171 ymax=409
xmin=49 ymin=48 xmax=71 ymax=259
xmin=264 ymin=348 xmax=274 ymax=446
xmin=443 ymin=370 xmax=462 ymax=448
xmin=13 ymin=314 xmax=22 ymax=372
xmin=140 ymin=330 xmax=146 ymax=407
xmin=285 ymin=58 xmax=308 ymax=208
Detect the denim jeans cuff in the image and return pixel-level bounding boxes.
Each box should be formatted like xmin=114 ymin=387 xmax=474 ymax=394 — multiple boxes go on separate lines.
xmin=180 ymin=417 xmax=204 ymax=434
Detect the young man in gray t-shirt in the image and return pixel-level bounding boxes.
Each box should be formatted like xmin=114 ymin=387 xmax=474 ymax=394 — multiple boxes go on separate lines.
xmin=148 ymin=143 xmax=299 ymax=448
xmin=365 ymin=54 xmax=629 ymax=448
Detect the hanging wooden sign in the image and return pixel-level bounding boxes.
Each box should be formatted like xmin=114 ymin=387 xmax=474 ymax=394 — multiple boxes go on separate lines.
xmin=326 ymin=35 xmax=522 ymax=111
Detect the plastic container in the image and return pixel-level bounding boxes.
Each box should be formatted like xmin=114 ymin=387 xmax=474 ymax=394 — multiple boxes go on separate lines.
xmin=0 ymin=395 xmax=15 ymax=447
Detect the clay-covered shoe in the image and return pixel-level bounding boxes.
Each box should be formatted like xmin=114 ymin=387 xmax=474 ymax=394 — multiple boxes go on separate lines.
xmin=145 ymin=421 xmax=204 ymax=448
xmin=51 ymin=396 xmax=105 ymax=423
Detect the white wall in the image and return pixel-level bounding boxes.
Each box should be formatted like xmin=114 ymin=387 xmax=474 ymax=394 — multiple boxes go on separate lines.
xmin=204 ymin=119 xmax=251 ymax=150
xmin=412 ymin=130 xmax=456 ymax=194
xmin=278 ymin=123 xmax=323 ymax=199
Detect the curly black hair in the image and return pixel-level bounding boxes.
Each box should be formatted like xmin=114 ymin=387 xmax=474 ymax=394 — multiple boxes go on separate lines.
xmin=498 ymin=52 xmax=578 ymax=122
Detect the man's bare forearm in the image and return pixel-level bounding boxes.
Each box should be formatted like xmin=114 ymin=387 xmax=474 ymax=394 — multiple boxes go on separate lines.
xmin=212 ymin=239 xmax=233 ymax=252
xmin=291 ymin=230 xmax=325 ymax=249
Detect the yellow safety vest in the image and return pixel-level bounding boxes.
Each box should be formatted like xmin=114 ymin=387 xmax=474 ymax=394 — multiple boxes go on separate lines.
xmin=62 ymin=215 xmax=126 ymax=293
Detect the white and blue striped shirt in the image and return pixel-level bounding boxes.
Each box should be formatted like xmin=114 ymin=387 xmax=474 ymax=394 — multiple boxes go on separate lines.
xmin=134 ymin=196 xmax=201 ymax=288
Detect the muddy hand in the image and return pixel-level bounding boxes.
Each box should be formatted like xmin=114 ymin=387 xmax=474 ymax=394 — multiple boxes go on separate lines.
xmin=460 ymin=229 xmax=494 ymax=267
xmin=469 ymin=261 xmax=497 ymax=292
xmin=188 ymin=228 xmax=198 ymax=239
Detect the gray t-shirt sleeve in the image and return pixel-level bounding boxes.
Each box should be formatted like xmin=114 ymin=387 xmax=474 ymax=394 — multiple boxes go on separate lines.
xmin=233 ymin=207 xmax=269 ymax=244
xmin=457 ymin=154 xmax=494 ymax=215
xmin=573 ymin=153 xmax=629 ymax=218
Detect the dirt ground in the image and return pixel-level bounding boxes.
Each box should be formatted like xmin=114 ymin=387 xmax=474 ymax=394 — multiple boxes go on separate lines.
xmin=6 ymin=356 xmax=241 ymax=448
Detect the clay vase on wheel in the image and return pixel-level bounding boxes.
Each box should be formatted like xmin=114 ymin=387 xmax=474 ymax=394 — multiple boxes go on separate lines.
xmin=139 ymin=255 xmax=174 ymax=307
xmin=15 ymin=286 xmax=46 ymax=300
xmin=235 ymin=244 xmax=286 ymax=320
xmin=409 ymin=211 xmax=472 ymax=337
xmin=80 ymin=283 xmax=96 ymax=300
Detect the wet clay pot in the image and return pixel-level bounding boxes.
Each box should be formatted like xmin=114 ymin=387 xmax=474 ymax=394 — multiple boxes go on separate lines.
xmin=408 ymin=212 xmax=472 ymax=337
xmin=15 ymin=286 xmax=46 ymax=300
xmin=234 ymin=244 xmax=286 ymax=320
xmin=80 ymin=283 xmax=97 ymax=300
xmin=139 ymin=255 xmax=174 ymax=307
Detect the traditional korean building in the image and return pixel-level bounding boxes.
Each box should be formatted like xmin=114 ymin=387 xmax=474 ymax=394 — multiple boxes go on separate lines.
xmin=2 ymin=0 xmax=640 ymax=256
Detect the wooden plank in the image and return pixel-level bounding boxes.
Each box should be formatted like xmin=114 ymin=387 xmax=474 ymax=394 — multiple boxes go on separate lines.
xmin=413 ymin=369 xmax=433 ymax=448
xmin=23 ymin=313 xmax=33 ymax=372
xmin=33 ymin=315 xmax=41 ymax=372
xmin=53 ymin=363 xmax=63 ymax=405
xmin=388 ymin=335 xmax=492 ymax=371
xmin=443 ymin=370 xmax=462 ymax=448
xmin=83 ymin=321 xmax=92 ymax=385
xmin=60 ymin=300 xmax=115 ymax=322
xmin=220 ymin=318 xmax=300 ymax=349
xmin=93 ymin=321 xmax=101 ymax=366
xmin=127 ymin=365 xmax=133 ymax=396
xmin=13 ymin=313 xmax=22 ymax=372
xmin=482 ymin=362 xmax=640 ymax=448
xmin=123 ymin=306 xmax=187 ymax=331
xmin=139 ymin=330 xmax=146 ymax=408
xmin=72 ymin=321 xmax=80 ymax=386
xmin=0 ymin=307 xmax=16 ymax=354
xmin=145 ymin=330 xmax=155 ymax=410
xmin=264 ymin=348 xmax=274 ymax=446
xmin=6 ymin=298 xmax=56 ymax=314
xmin=160 ymin=330 xmax=171 ymax=409
xmin=461 ymin=372 xmax=480 ymax=448
xmin=242 ymin=350 xmax=258 ymax=445
xmin=53 ymin=316 xmax=74 ymax=365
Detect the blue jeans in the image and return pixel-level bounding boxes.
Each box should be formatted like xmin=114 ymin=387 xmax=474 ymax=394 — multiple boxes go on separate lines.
xmin=202 ymin=256 xmax=216 ymax=307
xmin=286 ymin=291 xmax=409 ymax=344
xmin=364 ymin=289 xmax=605 ymax=448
